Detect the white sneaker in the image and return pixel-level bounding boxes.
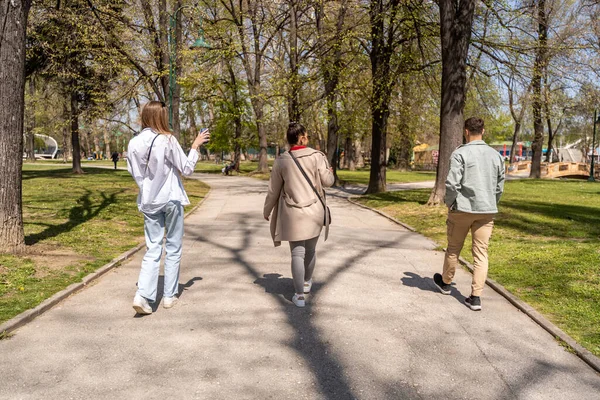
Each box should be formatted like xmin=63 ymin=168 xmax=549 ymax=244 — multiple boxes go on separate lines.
xmin=303 ymin=280 xmax=313 ymax=294
xmin=292 ymin=294 xmax=305 ymax=308
xmin=133 ymin=294 xmax=152 ymax=315
xmin=163 ymin=296 xmax=179 ymax=309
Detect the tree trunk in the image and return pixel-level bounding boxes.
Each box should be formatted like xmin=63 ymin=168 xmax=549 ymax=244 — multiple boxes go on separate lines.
xmin=226 ymin=59 xmax=243 ymax=171
xmin=508 ymin=83 xmax=528 ymax=164
xmin=93 ymin=134 xmax=101 ymax=157
xmin=255 ymin=103 xmax=269 ymax=173
xmin=427 ymin=0 xmax=475 ymax=205
xmin=0 ymin=0 xmax=31 ymax=253
xmin=316 ymin=0 xmax=345 ymax=185
xmin=325 ymin=92 xmax=341 ymax=184
xmin=62 ymin=101 xmax=70 ymax=162
xmin=344 ymin=136 xmax=353 ymax=169
xmin=545 ymin=115 xmax=554 ymax=163
xmin=104 ymin=129 xmax=111 ymax=158
xmin=353 ymin=138 xmax=363 ymax=170
xmin=366 ymin=0 xmax=394 ymax=194
xmin=159 ymin=0 xmax=169 ymax=101
xmin=172 ymin=0 xmax=183 ymax=139
xmin=509 ymin=121 xmax=521 ymax=164
xmin=530 ymin=0 xmax=547 ymax=178
xmin=366 ymin=105 xmax=389 ymax=194
xmin=26 ymin=77 xmax=36 ymax=161
xmin=71 ymin=91 xmax=84 ymax=174
xmin=287 ymin=0 xmax=301 ymax=123
xmin=186 ymin=103 xmax=198 ymax=151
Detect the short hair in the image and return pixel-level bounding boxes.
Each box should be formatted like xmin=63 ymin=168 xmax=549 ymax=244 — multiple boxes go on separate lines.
xmin=286 ymin=122 xmax=307 ymax=145
xmin=464 ymin=117 xmax=484 ymax=135
xmin=141 ymin=101 xmax=171 ymax=135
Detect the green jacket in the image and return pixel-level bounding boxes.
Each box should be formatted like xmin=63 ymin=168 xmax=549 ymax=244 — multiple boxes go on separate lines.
xmin=444 ymin=140 xmax=505 ymax=213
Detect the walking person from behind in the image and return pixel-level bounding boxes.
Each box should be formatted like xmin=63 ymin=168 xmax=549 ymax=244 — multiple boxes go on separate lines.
xmin=127 ymin=101 xmax=210 ymax=315
xmin=433 ymin=117 xmax=505 ymax=311
xmin=264 ymin=122 xmax=335 ymax=307
xmin=111 ymin=151 xmax=119 ymax=170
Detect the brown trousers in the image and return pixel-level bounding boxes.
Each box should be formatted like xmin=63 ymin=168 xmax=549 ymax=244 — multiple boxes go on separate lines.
xmin=443 ymin=211 xmax=495 ymax=297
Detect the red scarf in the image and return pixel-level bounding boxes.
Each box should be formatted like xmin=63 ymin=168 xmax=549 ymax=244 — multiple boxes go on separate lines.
xmin=290 ymin=145 xmax=306 ymax=151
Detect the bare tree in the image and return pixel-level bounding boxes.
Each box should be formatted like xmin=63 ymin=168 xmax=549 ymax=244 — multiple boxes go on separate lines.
xmin=530 ymin=0 xmax=548 ymax=178
xmin=315 ymin=0 xmax=349 ymax=185
xmin=221 ymin=0 xmax=287 ymax=173
xmin=427 ymin=0 xmax=475 ymax=205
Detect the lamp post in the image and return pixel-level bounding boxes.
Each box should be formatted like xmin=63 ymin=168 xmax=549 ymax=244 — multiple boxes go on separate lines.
xmin=589 ymin=110 xmax=599 ymax=182
xmin=168 ymin=7 xmax=211 ymax=129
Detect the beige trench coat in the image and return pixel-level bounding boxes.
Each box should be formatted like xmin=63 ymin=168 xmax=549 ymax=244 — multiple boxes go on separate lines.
xmin=263 ymin=147 xmax=335 ymax=246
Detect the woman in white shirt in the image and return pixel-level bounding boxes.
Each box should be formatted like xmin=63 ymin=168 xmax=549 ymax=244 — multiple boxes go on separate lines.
xmin=127 ymin=101 xmax=209 ymax=315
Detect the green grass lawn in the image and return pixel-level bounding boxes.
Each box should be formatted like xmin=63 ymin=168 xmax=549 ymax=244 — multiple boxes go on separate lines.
xmin=357 ymin=179 xmax=600 ymax=357
xmin=337 ymin=169 xmax=436 ymax=185
xmin=0 ymin=165 xmax=209 ymax=325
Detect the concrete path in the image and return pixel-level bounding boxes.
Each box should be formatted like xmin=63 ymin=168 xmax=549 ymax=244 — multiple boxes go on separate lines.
xmin=1 ymin=175 xmax=599 ymax=400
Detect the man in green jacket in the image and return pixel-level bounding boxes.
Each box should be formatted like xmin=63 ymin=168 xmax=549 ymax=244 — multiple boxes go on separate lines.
xmin=433 ymin=117 xmax=505 ymax=311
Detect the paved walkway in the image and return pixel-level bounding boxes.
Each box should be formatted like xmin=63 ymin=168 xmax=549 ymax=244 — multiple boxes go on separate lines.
xmin=1 ymin=175 xmax=599 ymax=399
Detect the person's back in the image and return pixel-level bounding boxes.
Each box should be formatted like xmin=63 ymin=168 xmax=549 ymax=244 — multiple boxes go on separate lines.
xmin=263 ymin=122 xmax=334 ymax=308
xmin=434 ymin=117 xmax=505 ymax=312
xmin=445 ymin=141 xmax=504 ymax=213
xmin=126 ymin=101 xmax=210 ymax=315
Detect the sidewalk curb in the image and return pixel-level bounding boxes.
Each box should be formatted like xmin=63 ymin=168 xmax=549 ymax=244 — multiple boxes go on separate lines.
xmin=345 ymin=196 xmax=600 ymax=374
xmin=0 ymin=189 xmax=211 ymax=337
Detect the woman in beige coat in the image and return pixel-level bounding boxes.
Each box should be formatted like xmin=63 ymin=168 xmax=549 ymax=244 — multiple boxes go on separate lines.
xmin=264 ymin=123 xmax=335 ymax=307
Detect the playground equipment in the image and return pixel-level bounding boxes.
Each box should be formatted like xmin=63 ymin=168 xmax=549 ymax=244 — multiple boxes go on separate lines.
xmin=22 ymin=134 xmax=59 ymax=159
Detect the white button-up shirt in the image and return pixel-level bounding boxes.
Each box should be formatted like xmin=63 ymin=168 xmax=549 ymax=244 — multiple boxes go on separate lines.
xmin=127 ymin=128 xmax=199 ymax=214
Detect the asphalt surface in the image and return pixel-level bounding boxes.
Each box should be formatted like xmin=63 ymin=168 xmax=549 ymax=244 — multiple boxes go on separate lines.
xmin=1 ymin=174 xmax=599 ymax=400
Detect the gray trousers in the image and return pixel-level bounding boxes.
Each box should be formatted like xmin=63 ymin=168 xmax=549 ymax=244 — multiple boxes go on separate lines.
xmin=289 ymin=236 xmax=319 ymax=294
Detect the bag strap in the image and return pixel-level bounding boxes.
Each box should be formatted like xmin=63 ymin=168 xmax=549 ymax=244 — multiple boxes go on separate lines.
xmin=144 ymin=134 xmax=160 ymax=175
xmin=289 ymin=150 xmax=326 ymax=210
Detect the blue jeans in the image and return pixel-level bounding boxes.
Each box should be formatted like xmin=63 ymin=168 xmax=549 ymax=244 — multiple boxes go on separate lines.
xmin=136 ymin=201 xmax=184 ymax=302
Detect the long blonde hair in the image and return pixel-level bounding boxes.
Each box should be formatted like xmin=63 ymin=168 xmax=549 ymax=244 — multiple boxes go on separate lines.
xmin=141 ymin=101 xmax=171 ymax=135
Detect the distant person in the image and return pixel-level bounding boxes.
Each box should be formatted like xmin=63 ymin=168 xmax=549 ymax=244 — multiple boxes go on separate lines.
xmin=433 ymin=117 xmax=505 ymax=311
xmin=111 ymin=151 xmax=119 ymax=170
xmin=127 ymin=101 xmax=210 ymax=315
xmin=263 ymin=122 xmax=334 ymax=308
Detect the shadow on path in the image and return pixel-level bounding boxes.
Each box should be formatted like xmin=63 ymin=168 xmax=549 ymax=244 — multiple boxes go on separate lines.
xmin=191 ymin=210 xmax=412 ymax=399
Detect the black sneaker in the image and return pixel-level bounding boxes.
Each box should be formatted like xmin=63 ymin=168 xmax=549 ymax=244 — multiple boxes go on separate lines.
xmin=465 ymin=295 xmax=482 ymax=311
xmin=433 ymin=273 xmax=451 ymax=295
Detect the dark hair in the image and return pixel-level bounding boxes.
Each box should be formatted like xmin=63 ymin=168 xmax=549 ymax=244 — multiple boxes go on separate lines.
xmin=464 ymin=117 xmax=484 ymax=135
xmin=286 ymin=122 xmax=307 ymax=145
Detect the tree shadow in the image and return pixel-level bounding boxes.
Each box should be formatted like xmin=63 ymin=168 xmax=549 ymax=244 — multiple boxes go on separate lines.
xmin=497 ymin=200 xmax=600 ymax=238
xmin=191 ymin=212 xmax=408 ymax=399
xmin=25 ymin=189 xmax=123 ymax=245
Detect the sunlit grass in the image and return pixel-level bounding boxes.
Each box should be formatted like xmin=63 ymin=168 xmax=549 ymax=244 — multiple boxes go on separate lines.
xmin=357 ymin=179 xmax=600 ymax=356
xmin=0 ymin=166 xmax=209 ymax=324
xmin=337 ymin=169 xmax=436 ymax=185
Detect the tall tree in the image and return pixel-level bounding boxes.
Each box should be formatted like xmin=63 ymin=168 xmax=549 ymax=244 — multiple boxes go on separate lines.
xmin=315 ymin=0 xmax=349 ymax=185
xmin=427 ymin=0 xmax=475 ymax=205
xmin=530 ymin=0 xmax=548 ymax=178
xmin=221 ymin=0 xmax=287 ymax=173
xmin=0 ymin=0 xmax=32 ymax=252
xmin=366 ymin=0 xmax=428 ymax=193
